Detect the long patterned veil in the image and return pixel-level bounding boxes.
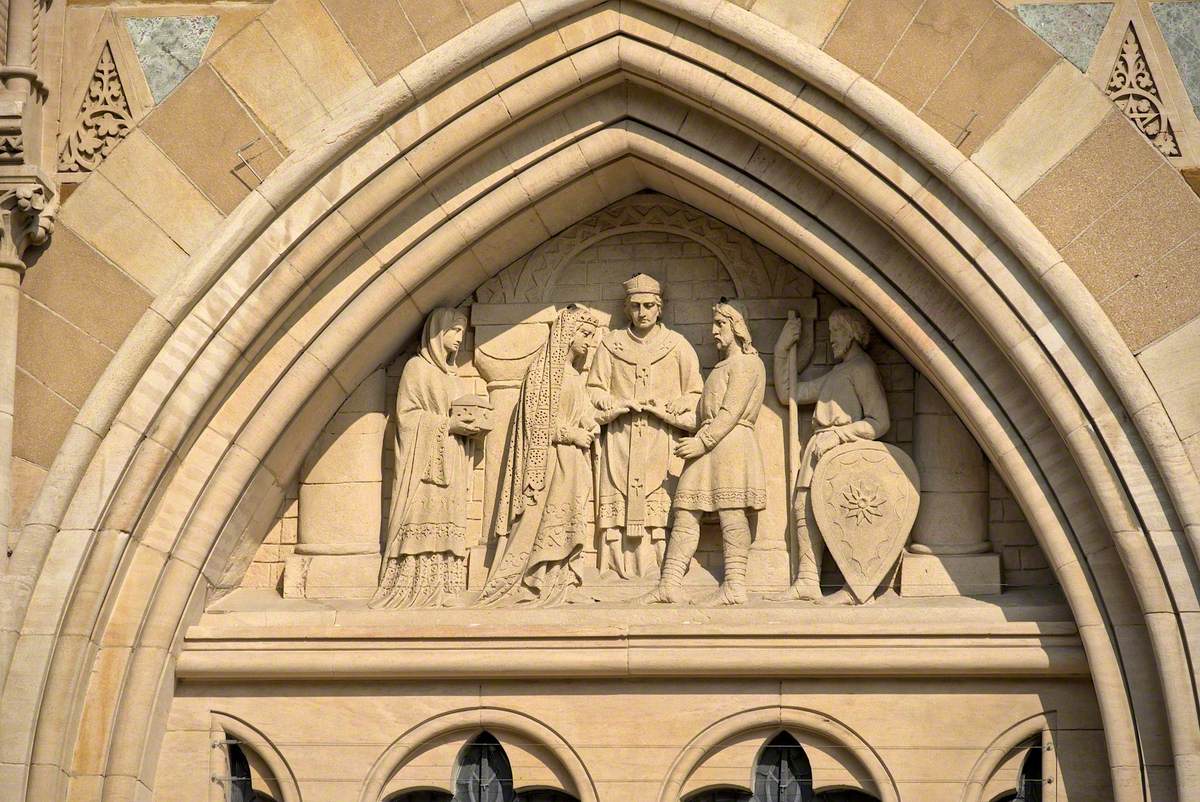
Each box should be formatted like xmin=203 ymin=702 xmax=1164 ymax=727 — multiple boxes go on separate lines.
xmin=480 ymin=305 xmax=596 ymax=602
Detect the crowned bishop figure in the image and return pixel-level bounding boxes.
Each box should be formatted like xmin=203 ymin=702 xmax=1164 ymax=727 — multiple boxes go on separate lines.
xmin=587 ymin=273 xmax=703 ymax=578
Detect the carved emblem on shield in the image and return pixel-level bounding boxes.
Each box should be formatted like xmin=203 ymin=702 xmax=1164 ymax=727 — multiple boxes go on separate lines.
xmin=811 ymin=441 xmax=920 ymax=603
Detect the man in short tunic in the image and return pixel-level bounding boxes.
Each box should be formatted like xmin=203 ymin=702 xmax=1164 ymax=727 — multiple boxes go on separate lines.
xmin=772 ymin=307 xmax=890 ymax=603
xmin=587 ymin=273 xmax=703 ymax=578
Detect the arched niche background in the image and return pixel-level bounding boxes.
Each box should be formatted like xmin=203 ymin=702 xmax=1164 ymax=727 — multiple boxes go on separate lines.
xmin=3 ymin=3 xmax=1198 ymax=802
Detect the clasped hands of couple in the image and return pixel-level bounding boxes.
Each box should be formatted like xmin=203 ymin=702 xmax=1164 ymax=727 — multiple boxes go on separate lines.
xmin=594 ymin=395 xmax=705 ymax=459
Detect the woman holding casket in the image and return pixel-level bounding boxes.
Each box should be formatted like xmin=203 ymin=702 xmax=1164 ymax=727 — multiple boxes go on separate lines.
xmin=371 ymin=307 xmax=481 ymax=608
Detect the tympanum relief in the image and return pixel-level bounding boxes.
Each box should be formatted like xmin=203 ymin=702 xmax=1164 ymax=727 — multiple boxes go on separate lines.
xmin=371 ymin=308 xmax=485 ymax=609
xmin=267 ymin=194 xmax=1027 ymax=607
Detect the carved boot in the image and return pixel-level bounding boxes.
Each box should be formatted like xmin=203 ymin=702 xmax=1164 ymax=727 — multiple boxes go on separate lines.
xmin=770 ymin=575 xmax=821 ymax=602
xmin=706 ymin=519 xmax=749 ymax=606
xmin=637 ymin=553 xmax=691 ymax=604
xmin=818 ymin=586 xmax=861 ymax=606
xmin=637 ymin=520 xmax=698 ymax=605
xmin=768 ymin=522 xmax=822 ymax=602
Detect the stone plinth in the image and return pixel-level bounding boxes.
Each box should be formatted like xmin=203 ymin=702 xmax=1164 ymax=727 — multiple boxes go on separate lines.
xmin=900 ymin=551 xmax=1003 ymax=597
xmin=282 ymin=552 xmax=380 ymax=600
xmin=906 ymin=376 xmax=1000 ymax=596
xmin=283 ymin=370 xmax=385 ymax=599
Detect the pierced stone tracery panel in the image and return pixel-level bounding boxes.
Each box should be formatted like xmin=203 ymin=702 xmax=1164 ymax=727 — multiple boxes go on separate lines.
xmin=1107 ymin=22 xmax=1182 ymax=157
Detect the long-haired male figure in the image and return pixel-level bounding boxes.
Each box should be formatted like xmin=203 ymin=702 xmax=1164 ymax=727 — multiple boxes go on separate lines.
xmin=772 ymin=307 xmax=890 ymax=603
xmin=640 ymin=300 xmax=767 ymax=605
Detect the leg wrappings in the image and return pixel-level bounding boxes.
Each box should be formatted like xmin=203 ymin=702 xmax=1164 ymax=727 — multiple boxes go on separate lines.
xmin=661 ymin=516 xmax=700 ymax=587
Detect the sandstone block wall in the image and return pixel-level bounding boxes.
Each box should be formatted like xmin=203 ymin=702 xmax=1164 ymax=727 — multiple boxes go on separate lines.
xmin=20 ymin=0 xmax=1200 ymax=538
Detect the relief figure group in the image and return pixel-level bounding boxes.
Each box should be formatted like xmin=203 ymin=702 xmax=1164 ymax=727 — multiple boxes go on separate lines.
xmin=372 ymin=273 xmax=918 ymax=609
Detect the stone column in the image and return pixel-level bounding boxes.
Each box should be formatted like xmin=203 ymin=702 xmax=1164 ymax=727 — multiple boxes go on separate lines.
xmin=283 ymin=370 xmax=385 ymax=599
xmin=0 ymin=267 xmax=18 ymax=574
xmin=0 ymin=179 xmax=55 ymax=572
xmin=901 ymin=375 xmax=1001 ymax=596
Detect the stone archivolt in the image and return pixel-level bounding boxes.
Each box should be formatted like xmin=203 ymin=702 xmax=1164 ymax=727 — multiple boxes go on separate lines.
xmin=5 ymin=3 xmax=1198 ymax=802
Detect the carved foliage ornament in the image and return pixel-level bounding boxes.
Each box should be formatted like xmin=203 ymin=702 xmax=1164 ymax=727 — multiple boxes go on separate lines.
xmin=58 ymin=42 xmax=134 ymax=173
xmin=0 ymin=181 xmax=57 ymax=273
xmin=1106 ymin=22 xmax=1181 ymax=157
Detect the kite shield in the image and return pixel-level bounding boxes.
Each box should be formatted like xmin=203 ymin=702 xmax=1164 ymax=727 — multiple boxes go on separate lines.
xmin=811 ymin=441 xmax=920 ymax=603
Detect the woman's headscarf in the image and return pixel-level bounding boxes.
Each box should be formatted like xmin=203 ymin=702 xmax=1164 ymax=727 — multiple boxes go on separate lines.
xmin=494 ymin=305 xmax=599 ymax=536
xmin=713 ymin=298 xmax=756 ymax=355
xmin=419 ymin=307 xmax=469 ymax=374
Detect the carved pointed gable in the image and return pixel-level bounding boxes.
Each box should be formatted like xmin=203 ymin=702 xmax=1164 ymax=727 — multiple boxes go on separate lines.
xmin=57 ymin=42 xmax=135 ymax=174
xmin=1107 ymin=22 xmax=1182 ymax=156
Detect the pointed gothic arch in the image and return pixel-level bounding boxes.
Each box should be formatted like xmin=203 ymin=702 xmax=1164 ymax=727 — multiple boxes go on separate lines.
xmin=753 ymin=731 xmax=814 ymax=802
xmin=1 ymin=4 xmax=1197 ymax=802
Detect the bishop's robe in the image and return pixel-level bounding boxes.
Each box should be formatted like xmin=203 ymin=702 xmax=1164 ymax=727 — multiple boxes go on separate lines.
xmin=587 ymin=325 xmax=702 ymax=537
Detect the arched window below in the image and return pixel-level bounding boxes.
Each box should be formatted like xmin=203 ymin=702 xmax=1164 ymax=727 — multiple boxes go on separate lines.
xmin=385 ymin=793 xmax=452 ymax=802
xmin=684 ymin=788 xmax=752 ymax=802
xmin=386 ymin=732 xmax=578 ymax=802
xmin=754 ymin=731 xmax=814 ymax=802
xmin=812 ymin=790 xmax=879 ymax=801
xmin=225 ymin=741 xmax=279 ymax=802
xmin=1015 ymin=745 xmax=1043 ymax=802
xmin=455 ymin=731 xmax=515 ymax=802
xmin=990 ymin=744 xmax=1044 ymax=802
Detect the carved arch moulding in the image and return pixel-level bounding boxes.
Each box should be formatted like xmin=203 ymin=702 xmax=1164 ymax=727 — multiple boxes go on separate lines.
xmin=3 ymin=3 xmax=1199 ymax=802
xmin=657 ymin=706 xmax=899 ymax=802
xmin=359 ymin=708 xmax=597 ymax=802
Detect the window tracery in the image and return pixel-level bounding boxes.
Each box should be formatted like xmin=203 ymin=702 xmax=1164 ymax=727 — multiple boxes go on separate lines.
xmin=388 ymin=732 xmax=579 ymax=802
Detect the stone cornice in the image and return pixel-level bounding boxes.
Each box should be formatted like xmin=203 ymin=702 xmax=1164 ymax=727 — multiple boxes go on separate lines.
xmin=178 ymin=617 xmax=1087 ymax=680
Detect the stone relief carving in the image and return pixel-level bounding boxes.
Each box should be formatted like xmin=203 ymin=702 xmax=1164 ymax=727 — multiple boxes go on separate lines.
xmin=770 ymin=307 xmax=905 ymax=605
xmin=58 ymin=42 xmax=135 ymax=174
xmin=811 ymin=441 xmax=920 ymax=603
xmin=1107 ymin=22 xmax=1181 ymax=158
xmin=370 ymin=309 xmax=484 ymax=608
xmin=641 ymin=300 xmax=767 ymax=606
xmin=258 ymin=195 xmax=1029 ymax=609
xmin=586 ymin=273 xmax=703 ymax=579
xmin=477 ymin=305 xmax=604 ymax=606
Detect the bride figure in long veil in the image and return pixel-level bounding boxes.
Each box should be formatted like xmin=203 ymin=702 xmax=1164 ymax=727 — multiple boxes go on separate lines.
xmin=477 ymin=305 xmax=620 ymax=606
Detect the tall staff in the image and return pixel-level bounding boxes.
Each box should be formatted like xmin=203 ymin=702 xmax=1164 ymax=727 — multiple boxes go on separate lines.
xmin=772 ymin=310 xmax=813 ymax=595
xmin=785 ymin=311 xmax=800 ymax=545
